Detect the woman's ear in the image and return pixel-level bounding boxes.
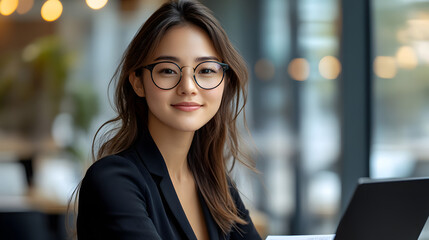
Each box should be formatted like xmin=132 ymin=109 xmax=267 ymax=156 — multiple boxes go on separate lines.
xmin=129 ymin=71 xmax=145 ymax=97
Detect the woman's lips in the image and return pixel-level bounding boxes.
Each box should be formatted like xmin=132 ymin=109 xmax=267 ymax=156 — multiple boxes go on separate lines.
xmin=171 ymin=102 xmax=202 ymax=112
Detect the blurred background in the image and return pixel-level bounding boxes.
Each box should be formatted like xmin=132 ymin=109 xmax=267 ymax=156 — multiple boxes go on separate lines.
xmin=0 ymin=0 xmax=429 ymax=239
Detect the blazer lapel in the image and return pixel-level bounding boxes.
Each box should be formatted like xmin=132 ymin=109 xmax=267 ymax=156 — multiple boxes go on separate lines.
xmin=134 ymin=133 xmax=197 ymax=240
xmin=199 ymin=191 xmax=222 ymax=239
xmin=159 ymin=178 xmax=197 ymax=240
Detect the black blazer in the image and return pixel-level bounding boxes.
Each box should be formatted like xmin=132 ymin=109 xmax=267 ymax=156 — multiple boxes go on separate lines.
xmin=77 ymin=133 xmax=262 ymax=240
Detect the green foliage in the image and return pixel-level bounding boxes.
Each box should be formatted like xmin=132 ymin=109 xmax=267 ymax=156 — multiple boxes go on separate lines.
xmin=0 ymin=35 xmax=99 ymax=161
xmin=68 ymin=81 xmax=99 ymax=133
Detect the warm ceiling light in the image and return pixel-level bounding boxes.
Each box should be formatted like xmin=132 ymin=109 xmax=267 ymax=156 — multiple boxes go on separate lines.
xmin=41 ymin=0 xmax=63 ymax=22
xmin=396 ymin=46 xmax=418 ymax=69
xmin=0 ymin=0 xmax=19 ymax=16
xmin=254 ymin=58 xmax=275 ymax=81
xmin=17 ymin=0 xmax=34 ymax=15
xmin=319 ymin=56 xmax=342 ymax=80
xmin=288 ymin=58 xmax=310 ymax=81
xmin=86 ymin=0 xmax=108 ymax=10
xmin=373 ymin=56 xmax=397 ymax=79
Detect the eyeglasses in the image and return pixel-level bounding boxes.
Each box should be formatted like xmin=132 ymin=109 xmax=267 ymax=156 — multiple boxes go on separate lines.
xmin=140 ymin=60 xmax=229 ymax=90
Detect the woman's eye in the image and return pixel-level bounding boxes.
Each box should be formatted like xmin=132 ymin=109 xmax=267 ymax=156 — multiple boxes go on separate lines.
xmin=160 ymin=68 xmax=176 ymax=74
xmin=200 ymin=68 xmax=216 ymax=74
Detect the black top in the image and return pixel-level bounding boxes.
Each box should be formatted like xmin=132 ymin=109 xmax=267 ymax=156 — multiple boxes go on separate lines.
xmin=77 ymin=133 xmax=262 ymax=240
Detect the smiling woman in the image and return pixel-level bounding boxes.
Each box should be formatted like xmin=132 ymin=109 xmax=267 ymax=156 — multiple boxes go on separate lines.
xmin=73 ymin=0 xmax=261 ymax=240
xmin=129 ymin=24 xmax=226 ymax=134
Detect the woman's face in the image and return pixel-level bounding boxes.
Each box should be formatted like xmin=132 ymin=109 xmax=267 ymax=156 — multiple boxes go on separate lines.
xmin=130 ymin=24 xmax=225 ymax=133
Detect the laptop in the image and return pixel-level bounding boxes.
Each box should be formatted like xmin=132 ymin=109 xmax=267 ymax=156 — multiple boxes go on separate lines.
xmin=267 ymin=177 xmax=429 ymax=240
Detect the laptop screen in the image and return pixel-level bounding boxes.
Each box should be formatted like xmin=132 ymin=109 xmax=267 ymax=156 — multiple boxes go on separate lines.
xmin=334 ymin=177 xmax=429 ymax=240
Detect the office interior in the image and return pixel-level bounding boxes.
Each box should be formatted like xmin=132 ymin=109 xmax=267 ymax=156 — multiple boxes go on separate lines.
xmin=0 ymin=0 xmax=429 ymax=239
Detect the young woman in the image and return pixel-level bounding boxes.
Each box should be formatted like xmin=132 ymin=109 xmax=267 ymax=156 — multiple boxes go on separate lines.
xmin=76 ymin=0 xmax=261 ymax=239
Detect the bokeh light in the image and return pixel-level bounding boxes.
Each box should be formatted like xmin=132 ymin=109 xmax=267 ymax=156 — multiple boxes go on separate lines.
xmin=254 ymin=58 xmax=275 ymax=81
xmin=41 ymin=0 xmax=63 ymax=22
xmin=288 ymin=58 xmax=310 ymax=81
xmin=373 ymin=56 xmax=397 ymax=79
xmin=0 ymin=0 xmax=19 ymax=16
xmin=319 ymin=56 xmax=342 ymax=79
xmin=396 ymin=46 xmax=418 ymax=69
xmin=16 ymin=0 xmax=34 ymax=15
xmin=86 ymin=0 xmax=108 ymax=10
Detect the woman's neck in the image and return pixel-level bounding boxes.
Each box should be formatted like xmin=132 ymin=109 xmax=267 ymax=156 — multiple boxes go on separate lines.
xmin=148 ymin=120 xmax=194 ymax=182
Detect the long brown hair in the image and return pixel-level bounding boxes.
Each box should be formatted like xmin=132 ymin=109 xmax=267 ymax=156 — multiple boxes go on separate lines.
xmin=88 ymin=0 xmax=254 ymax=234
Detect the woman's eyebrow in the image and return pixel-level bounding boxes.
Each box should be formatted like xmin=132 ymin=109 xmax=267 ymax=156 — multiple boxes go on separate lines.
xmin=153 ymin=55 xmax=179 ymax=62
xmin=153 ymin=55 xmax=220 ymax=62
xmin=195 ymin=56 xmax=220 ymax=62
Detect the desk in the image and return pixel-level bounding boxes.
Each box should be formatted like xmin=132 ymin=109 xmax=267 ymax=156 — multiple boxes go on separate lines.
xmin=0 ymin=189 xmax=71 ymax=240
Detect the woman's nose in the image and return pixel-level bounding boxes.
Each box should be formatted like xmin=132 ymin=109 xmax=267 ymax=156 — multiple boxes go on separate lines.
xmin=176 ymin=67 xmax=197 ymax=95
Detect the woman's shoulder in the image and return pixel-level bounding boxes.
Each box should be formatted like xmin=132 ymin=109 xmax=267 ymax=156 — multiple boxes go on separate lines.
xmin=228 ymin=178 xmax=252 ymax=217
xmin=82 ymin=151 xmax=147 ymax=189
xmin=227 ymin=178 xmax=241 ymax=199
xmin=85 ymin=153 xmax=135 ymax=174
xmin=79 ymin=153 xmax=155 ymax=207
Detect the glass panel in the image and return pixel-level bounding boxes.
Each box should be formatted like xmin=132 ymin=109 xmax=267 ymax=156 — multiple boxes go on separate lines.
xmin=371 ymin=1 xmax=429 ymax=238
xmin=297 ymin=0 xmax=341 ymax=234
xmin=371 ymin=0 xmax=429 ymax=179
xmin=240 ymin=0 xmax=341 ymax=235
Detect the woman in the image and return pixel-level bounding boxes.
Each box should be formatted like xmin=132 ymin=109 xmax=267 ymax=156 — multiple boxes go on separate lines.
xmin=76 ymin=0 xmax=261 ymax=239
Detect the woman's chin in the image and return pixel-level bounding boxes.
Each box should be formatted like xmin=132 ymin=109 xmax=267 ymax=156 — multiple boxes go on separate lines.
xmin=173 ymin=124 xmax=205 ymax=133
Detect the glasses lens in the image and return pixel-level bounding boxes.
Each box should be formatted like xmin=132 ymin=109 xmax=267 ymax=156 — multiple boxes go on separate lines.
xmin=195 ymin=62 xmax=224 ymax=89
xmin=152 ymin=62 xmax=181 ymax=89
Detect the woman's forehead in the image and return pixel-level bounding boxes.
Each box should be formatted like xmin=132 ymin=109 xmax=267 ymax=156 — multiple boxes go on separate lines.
xmin=147 ymin=24 xmax=221 ymax=64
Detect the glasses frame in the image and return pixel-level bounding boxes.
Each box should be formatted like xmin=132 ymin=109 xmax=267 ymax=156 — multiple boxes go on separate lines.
xmin=142 ymin=60 xmax=229 ymax=90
